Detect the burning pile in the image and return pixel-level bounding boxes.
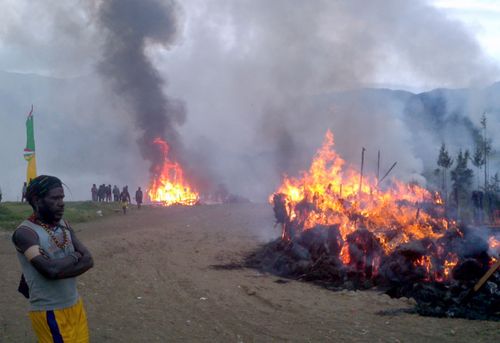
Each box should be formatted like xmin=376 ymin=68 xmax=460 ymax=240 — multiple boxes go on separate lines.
xmin=246 ymin=130 xmax=500 ymax=320
xmin=148 ymin=138 xmax=199 ymax=206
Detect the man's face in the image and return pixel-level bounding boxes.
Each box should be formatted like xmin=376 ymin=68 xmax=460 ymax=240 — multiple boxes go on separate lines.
xmin=37 ymin=187 xmax=65 ymax=223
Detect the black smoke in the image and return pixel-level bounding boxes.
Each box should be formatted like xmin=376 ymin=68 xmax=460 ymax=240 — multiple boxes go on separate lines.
xmin=97 ymin=0 xmax=186 ymax=174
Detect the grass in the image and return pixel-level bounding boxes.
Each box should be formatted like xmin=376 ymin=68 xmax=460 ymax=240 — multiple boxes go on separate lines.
xmin=0 ymin=201 xmax=123 ymax=230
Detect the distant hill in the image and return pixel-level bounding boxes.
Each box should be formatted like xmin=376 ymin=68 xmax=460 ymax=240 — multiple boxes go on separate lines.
xmin=1 ymin=69 xmax=499 ymax=200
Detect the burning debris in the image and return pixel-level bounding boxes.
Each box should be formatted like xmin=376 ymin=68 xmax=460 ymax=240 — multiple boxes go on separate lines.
xmin=148 ymin=138 xmax=199 ymax=206
xmin=246 ymin=130 xmax=500 ymax=320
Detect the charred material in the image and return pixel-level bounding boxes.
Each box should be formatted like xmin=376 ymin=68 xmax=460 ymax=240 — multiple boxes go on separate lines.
xmin=259 ymin=130 xmax=500 ymax=319
xmin=245 ymin=221 xmax=500 ymax=320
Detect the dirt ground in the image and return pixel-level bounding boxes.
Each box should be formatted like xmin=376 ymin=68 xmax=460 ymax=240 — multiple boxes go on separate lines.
xmin=1 ymin=203 xmax=499 ymax=342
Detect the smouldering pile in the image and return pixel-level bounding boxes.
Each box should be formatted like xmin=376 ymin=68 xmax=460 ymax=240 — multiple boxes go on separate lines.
xmin=247 ymin=130 xmax=500 ymax=320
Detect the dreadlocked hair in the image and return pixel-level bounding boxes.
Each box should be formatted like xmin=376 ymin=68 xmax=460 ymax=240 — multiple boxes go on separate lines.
xmin=26 ymin=175 xmax=63 ymax=209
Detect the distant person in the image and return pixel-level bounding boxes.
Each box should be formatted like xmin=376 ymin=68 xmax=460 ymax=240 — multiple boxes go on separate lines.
xmin=0 ymin=185 xmax=2 ymax=203
xmin=120 ymin=187 xmax=131 ymax=214
xmin=21 ymin=182 xmax=27 ymax=203
xmin=91 ymin=184 xmax=98 ymax=202
xmin=135 ymin=187 xmax=143 ymax=209
xmin=98 ymin=184 xmax=105 ymax=202
xmin=113 ymin=185 xmax=120 ymax=202
xmin=106 ymin=184 xmax=112 ymax=202
xmin=122 ymin=186 xmax=131 ymax=203
xmin=11 ymin=175 xmax=93 ymax=342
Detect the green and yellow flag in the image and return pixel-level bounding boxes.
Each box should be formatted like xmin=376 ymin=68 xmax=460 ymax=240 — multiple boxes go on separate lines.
xmin=24 ymin=105 xmax=37 ymax=183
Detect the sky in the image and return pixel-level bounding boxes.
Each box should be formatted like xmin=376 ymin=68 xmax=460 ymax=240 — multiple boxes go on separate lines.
xmin=433 ymin=0 xmax=500 ymax=67
xmin=0 ymin=0 xmax=499 ymax=202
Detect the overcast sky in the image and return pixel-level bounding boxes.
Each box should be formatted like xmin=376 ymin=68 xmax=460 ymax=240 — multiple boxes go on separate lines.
xmin=1 ymin=0 xmax=499 ymax=202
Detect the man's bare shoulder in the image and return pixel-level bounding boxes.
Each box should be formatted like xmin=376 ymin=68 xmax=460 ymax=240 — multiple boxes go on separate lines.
xmin=12 ymin=226 xmax=39 ymax=253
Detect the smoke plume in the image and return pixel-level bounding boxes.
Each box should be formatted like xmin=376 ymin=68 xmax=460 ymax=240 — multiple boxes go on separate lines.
xmin=97 ymin=0 xmax=185 ymax=174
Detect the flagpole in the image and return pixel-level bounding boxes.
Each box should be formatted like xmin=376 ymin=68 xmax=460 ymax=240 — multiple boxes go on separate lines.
xmin=24 ymin=105 xmax=37 ymax=183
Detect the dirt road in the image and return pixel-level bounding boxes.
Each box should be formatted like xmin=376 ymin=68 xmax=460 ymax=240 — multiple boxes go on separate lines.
xmin=1 ymin=203 xmax=499 ymax=342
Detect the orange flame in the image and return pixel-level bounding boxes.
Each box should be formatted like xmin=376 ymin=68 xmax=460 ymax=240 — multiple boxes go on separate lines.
xmin=442 ymin=255 xmax=459 ymax=279
xmin=489 ymin=236 xmax=500 ymax=257
xmin=271 ymin=130 xmax=464 ymax=281
xmin=148 ymin=138 xmax=199 ymax=206
xmin=272 ymin=130 xmax=447 ymax=247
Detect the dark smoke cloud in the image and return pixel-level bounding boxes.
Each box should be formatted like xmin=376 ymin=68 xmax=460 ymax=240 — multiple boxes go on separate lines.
xmin=97 ymin=0 xmax=186 ymax=173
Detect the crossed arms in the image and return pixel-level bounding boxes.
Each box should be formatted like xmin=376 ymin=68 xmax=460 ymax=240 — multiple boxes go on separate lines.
xmin=13 ymin=225 xmax=94 ymax=280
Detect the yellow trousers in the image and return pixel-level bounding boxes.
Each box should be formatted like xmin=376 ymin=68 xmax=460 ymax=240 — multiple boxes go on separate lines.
xmin=29 ymin=298 xmax=89 ymax=343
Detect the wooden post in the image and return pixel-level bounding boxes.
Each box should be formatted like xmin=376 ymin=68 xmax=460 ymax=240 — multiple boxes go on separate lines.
xmin=473 ymin=259 xmax=500 ymax=292
xmin=461 ymin=258 xmax=500 ymax=303
xmin=379 ymin=162 xmax=397 ymax=185
xmin=377 ymin=150 xmax=380 ymax=186
xmin=359 ymin=147 xmax=366 ymax=197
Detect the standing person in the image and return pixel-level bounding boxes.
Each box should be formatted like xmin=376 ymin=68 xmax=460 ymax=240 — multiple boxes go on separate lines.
xmin=135 ymin=187 xmax=143 ymax=209
xmin=11 ymin=175 xmax=93 ymax=342
xmin=106 ymin=184 xmax=112 ymax=202
xmin=91 ymin=184 xmax=98 ymax=202
xmin=113 ymin=185 xmax=120 ymax=202
xmin=120 ymin=186 xmax=131 ymax=214
xmin=0 ymin=185 xmax=2 ymax=203
xmin=22 ymin=182 xmax=28 ymax=203
xmin=98 ymin=184 xmax=105 ymax=202
xmin=123 ymin=186 xmax=131 ymax=203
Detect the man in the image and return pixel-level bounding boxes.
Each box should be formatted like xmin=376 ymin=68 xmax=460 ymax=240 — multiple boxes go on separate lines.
xmin=91 ymin=184 xmax=97 ymax=202
xmin=135 ymin=187 xmax=143 ymax=209
xmin=112 ymin=185 xmax=120 ymax=202
xmin=22 ymin=181 xmax=27 ymax=202
xmin=106 ymin=184 xmax=112 ymax=202
xmin=12 ymin=175 xmax=93 ymax=342
xmin=98 ymin=184 xmax=105 ymax=202
xmin=120 ymin=186 xmax=131 ymax=214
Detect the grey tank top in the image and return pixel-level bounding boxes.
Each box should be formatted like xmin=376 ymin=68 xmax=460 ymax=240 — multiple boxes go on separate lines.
xmin=14 ymin=219 xmax=79 ymax=311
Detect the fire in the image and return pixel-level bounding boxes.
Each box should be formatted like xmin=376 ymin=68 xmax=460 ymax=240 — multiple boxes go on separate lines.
xmin=272 ymin=130 xmax=446 ymax=246
xmin=415 ymin=255 xmax=432 ymax=277
xmin=340 ymin=242 xmax=350 ymax=264
xmin=271 ymin=130 xmax=464 ymax=281
xmin=148 ymin=138 xmax=199 ymax=206
xmin=489 ymin=236 xmax=500 ymax=257
xmin=442 ymin=255 xmax=458 ymax=279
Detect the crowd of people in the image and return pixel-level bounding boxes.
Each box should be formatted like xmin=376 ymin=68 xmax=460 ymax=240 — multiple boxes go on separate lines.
xmin=91 ymin=184 xmax=143 ymax=214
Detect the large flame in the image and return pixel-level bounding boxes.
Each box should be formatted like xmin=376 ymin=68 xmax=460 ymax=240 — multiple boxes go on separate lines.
xmin=271 ymin=130 xmax=467 ymax=280
xmin=272 ymin=130 xmax=445 ymax=244
xmin=148 ymin=138 xmax=199 ymax=206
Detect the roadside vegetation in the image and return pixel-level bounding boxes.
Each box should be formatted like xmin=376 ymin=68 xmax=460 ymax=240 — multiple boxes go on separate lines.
xmin=0 ymin=201 xmax=121 ymax=230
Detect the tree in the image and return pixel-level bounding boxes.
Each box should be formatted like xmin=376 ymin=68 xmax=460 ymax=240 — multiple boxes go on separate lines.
xmin=490 ymin=173 xmax=500 ymax=193
xmin=480 ymin=114 xmax=492 ymax=191
xmin=471 ymin=145 xmax=484 ymax=188
xmin=450 ymin=149 xmax=473 ymax=219
xmin=437 ymin=143 xmax=453 ymax=200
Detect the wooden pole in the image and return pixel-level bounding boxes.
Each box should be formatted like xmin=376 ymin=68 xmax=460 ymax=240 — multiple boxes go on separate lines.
xmin=359 ymin=147 xmax=366 ymax=197
xmin=461 ymin=258 xmax=500 ymax=303
xmin=377 ymin=150 xmax=380 ymax=186
xmin=473 ymin=258 xmax=500 ymax=292
xmin=379 ymin=162 xmax=397 ymax=185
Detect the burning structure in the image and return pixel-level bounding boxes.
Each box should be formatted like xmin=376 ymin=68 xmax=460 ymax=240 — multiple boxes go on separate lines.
xmin=247 ymin=130 xmax=500 ymax=320
xmin=147 ymin=138 xmax=199 ymax=206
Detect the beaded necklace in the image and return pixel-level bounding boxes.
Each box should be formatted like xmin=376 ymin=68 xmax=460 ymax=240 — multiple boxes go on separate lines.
xmin=28 ymin=214 xmax=69 ymax=249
